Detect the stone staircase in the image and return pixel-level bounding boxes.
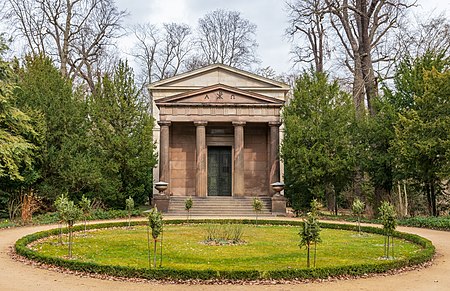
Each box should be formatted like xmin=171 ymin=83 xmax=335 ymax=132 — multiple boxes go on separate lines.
xmin=167 ymin=196 xmax=273 ymax=217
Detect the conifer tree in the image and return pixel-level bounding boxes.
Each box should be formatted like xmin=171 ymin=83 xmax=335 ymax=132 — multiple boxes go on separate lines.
xmin=15 ymin=55 xmax=100 ymax=202
xmin=90 ymin=60 xmax=156 ymax=207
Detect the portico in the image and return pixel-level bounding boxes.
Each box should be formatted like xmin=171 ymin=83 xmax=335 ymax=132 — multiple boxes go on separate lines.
xmin=149 ymin=64 xmax=289 ymax=214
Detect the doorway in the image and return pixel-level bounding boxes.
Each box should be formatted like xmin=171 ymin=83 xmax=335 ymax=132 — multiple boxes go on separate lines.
xmin=207 ymin=146 xmax=232 ymax=196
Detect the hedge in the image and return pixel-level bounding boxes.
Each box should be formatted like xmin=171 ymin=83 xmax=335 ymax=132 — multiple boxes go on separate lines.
xmin=15 ymin=219 xmax=435 ymax=281
xmin=321 ymin=214 xmax=450 ymax=231
xmin=397 ymin=216 xmax=450 ymax=231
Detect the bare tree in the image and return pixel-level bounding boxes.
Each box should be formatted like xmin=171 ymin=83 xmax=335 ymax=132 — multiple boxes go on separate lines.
xmin=196 ymin=9 xmax=259 ymax=68
xmin=131 ymin=23 xmax=160 ymax=85
xmin=325 ymin=0 xmax=412 ymax=116
xmin=154 ymin=23 xmax=192 ymax=80
xmin=286 ymin=0 xmax=329 ymax=73
xmin=254 ymin=66 xmax=277 ymax=79
xmin=5 ymin=0 xmax=127 ymax=91
xmin=396 ymin=13 xmax=450 ymax=59
xmin=131 ymin=22 xmax=192 ymax=84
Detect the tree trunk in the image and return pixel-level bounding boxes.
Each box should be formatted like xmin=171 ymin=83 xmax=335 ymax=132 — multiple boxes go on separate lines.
xmin=392 ymin=236 xmax=394 ymax=259
xmin=314 ymin=242 xmax=317 ymax=268
xmin=68 ymin=223 xmax=73 ymax=258
xmin=353 ymin=59 xmax=366 ymax=119
xmin=403 ymin=183 xmax=409 ymax=217
xmin=307 ymin=243 xmax=310 ymax=268
xmin=58 ymin=222 xmax=63 ymax=244
xmin=386 ymin=235 xmax=390 ymax=258
xmin=374 ymin=186 xmax=387 ymax=216
xmin=334 ymin=189 xmax=338 ymax=216
xmin=153 ymin=239 xmax=157 ymax=268
xmin=431 ymin=183 xmax=437 ymax=216
xmin=60 ymin=0 xmax=73 ymax=77
xmin=325 ymin=183 xmax=334 ymax=213
xmin=147 ymin=226 xmax=151 ymax=268
xmin=356 ymin=0 xmax=377 ymax=116
xmin=398 ymin=183 xmax=404 ymax=217
xmin=426 ymin=183 xmax=432 ymax=216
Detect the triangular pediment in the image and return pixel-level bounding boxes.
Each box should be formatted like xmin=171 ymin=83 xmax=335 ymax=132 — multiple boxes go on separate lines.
xmin=155 ymin=84 xmax=284 ymax=106
xmin=149 ymin=64 xmax=290 ymax=90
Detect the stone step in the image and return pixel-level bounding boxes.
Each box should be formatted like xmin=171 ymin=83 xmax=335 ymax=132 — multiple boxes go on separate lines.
xmin=167 ymin=196 xmax=272 ymax=216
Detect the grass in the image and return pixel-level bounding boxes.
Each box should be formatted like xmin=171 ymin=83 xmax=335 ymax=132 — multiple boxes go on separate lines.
xmin=31 ymin=224 xmax=422 ymax=272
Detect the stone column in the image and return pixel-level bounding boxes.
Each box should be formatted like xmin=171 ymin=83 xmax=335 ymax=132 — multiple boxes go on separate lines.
xmin=153 ymin=121 xmax=171 ymax=212
xmin=158 ymin=121 xmax=171 ymax=184
xmin=233 ymin=121 xmax=246 ymax=197
xmin=195 ymin=121 xmax=208 ymax=197
xmin=268 ymin=121 xmax=282 ymax=195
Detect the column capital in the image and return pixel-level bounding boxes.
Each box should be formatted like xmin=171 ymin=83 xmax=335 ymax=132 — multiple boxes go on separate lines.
xmin=194 ymin=121 xmax=208 ymax=127
xmin=268 ymin=121 xmax=282 ymax=127
xmin=157 ymin=120 xmax=171 ymax=127
xmin=232 ymin=121 xmax=246 ymax=127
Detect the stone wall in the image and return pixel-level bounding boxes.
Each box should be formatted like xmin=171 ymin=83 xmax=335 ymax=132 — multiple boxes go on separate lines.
xmin=244 ymin=124 xmax=269 ymax=196
xmin=170 ymin=123 xmax=196 ymax=196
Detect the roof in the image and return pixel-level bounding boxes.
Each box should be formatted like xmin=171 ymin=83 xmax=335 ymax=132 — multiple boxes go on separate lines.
xmin=148 ymin=63 xmax=290 ymax=91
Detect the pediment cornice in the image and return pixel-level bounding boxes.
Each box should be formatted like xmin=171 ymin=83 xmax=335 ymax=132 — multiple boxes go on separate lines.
xmin=155 ymin=84 xmax=284 ymax=107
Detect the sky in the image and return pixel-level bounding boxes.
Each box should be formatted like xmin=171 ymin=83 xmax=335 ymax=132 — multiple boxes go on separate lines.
xmin=115 ymin=0 xmax=449 ymax=74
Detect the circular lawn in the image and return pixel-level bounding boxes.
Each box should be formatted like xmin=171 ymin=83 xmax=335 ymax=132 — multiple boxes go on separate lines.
xmin=16 ymin=220 xmax=434 ymax=281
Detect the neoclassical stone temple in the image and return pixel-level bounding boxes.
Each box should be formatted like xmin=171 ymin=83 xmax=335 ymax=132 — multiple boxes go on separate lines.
xmin=150 ymin=64 xmax=289 ymax=214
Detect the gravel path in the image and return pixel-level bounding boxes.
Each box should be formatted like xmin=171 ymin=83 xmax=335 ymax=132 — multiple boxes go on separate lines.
xmin=1 ymin=218 xmax=449 ymax=291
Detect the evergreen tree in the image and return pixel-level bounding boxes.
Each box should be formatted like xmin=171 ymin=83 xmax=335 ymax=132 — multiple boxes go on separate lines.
xmin=354 ymin=99 xmax=396 ymax=214
xmin=15 ymin=55 xmax=102 ymax=202
xmin=90 ymin=60 xmax=156 ymax=207
xmin=392 ymin=68 xmax=450 ymax=216
xmin=0 ymin=52 xmax=37 ymax=181
xmin=386 ymin=51 xmax=450 ymax=216
xmin=282 ymin=70 xmax=355 ymax=213
xmin=0 ymin=40 xmax=40 ymax=219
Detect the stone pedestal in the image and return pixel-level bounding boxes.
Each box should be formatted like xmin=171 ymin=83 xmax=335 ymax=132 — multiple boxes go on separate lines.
xmin=271 ymin=195 xmax=287 ymax=216
xmin=151 ymin=195 xmax=170 ymax=213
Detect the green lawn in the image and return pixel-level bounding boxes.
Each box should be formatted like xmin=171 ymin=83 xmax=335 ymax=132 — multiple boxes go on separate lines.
xmin=31 ymin=224 xmax=422 ymax=271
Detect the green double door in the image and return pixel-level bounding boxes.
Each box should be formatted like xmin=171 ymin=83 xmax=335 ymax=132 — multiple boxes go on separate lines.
xmin=207 ymin=146 xmax=232 ymax=196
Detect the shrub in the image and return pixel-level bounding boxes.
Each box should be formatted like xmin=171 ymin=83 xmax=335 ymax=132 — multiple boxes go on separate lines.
xmin=148 ymin=207 xmax=163 ymax=268
xmin=299 ymin=199 xmax=321 ymax=268
xmin=184 ymin=197 xmax=193 ymax=222
xmin=379 ymin=201 xmax=397 ymax=259
xmin=58 ymin=199 xmax=82 ymax=258
xmin=79 ymin=195 xmax=91 ymax=233
xmin=352 ymin=198 xmax=365 ymax=235
xmin=252 ymin=198 xmax=263 ymax=225
xmin=398 ymin=216 xmax=450 ymax=231
xmin=125 ymin=196 xmax=134 ymax=228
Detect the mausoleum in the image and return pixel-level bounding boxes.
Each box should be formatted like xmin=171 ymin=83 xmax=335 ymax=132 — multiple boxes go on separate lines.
xmin=150 ymin=64 xmax=290 ymax=215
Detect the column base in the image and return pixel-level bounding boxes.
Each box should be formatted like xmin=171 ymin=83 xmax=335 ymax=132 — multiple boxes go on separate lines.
xmin=151 ymin=194 xmax=170 ymax=213
xmin=271 ymin=194 xmax=287 ymax=216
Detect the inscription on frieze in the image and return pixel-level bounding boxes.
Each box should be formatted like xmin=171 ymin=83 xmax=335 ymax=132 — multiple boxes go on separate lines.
xmin=175 ymin=89 xmax=272 ymax=104
xmin=216 ymin=91 xmax=223 ymax=100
